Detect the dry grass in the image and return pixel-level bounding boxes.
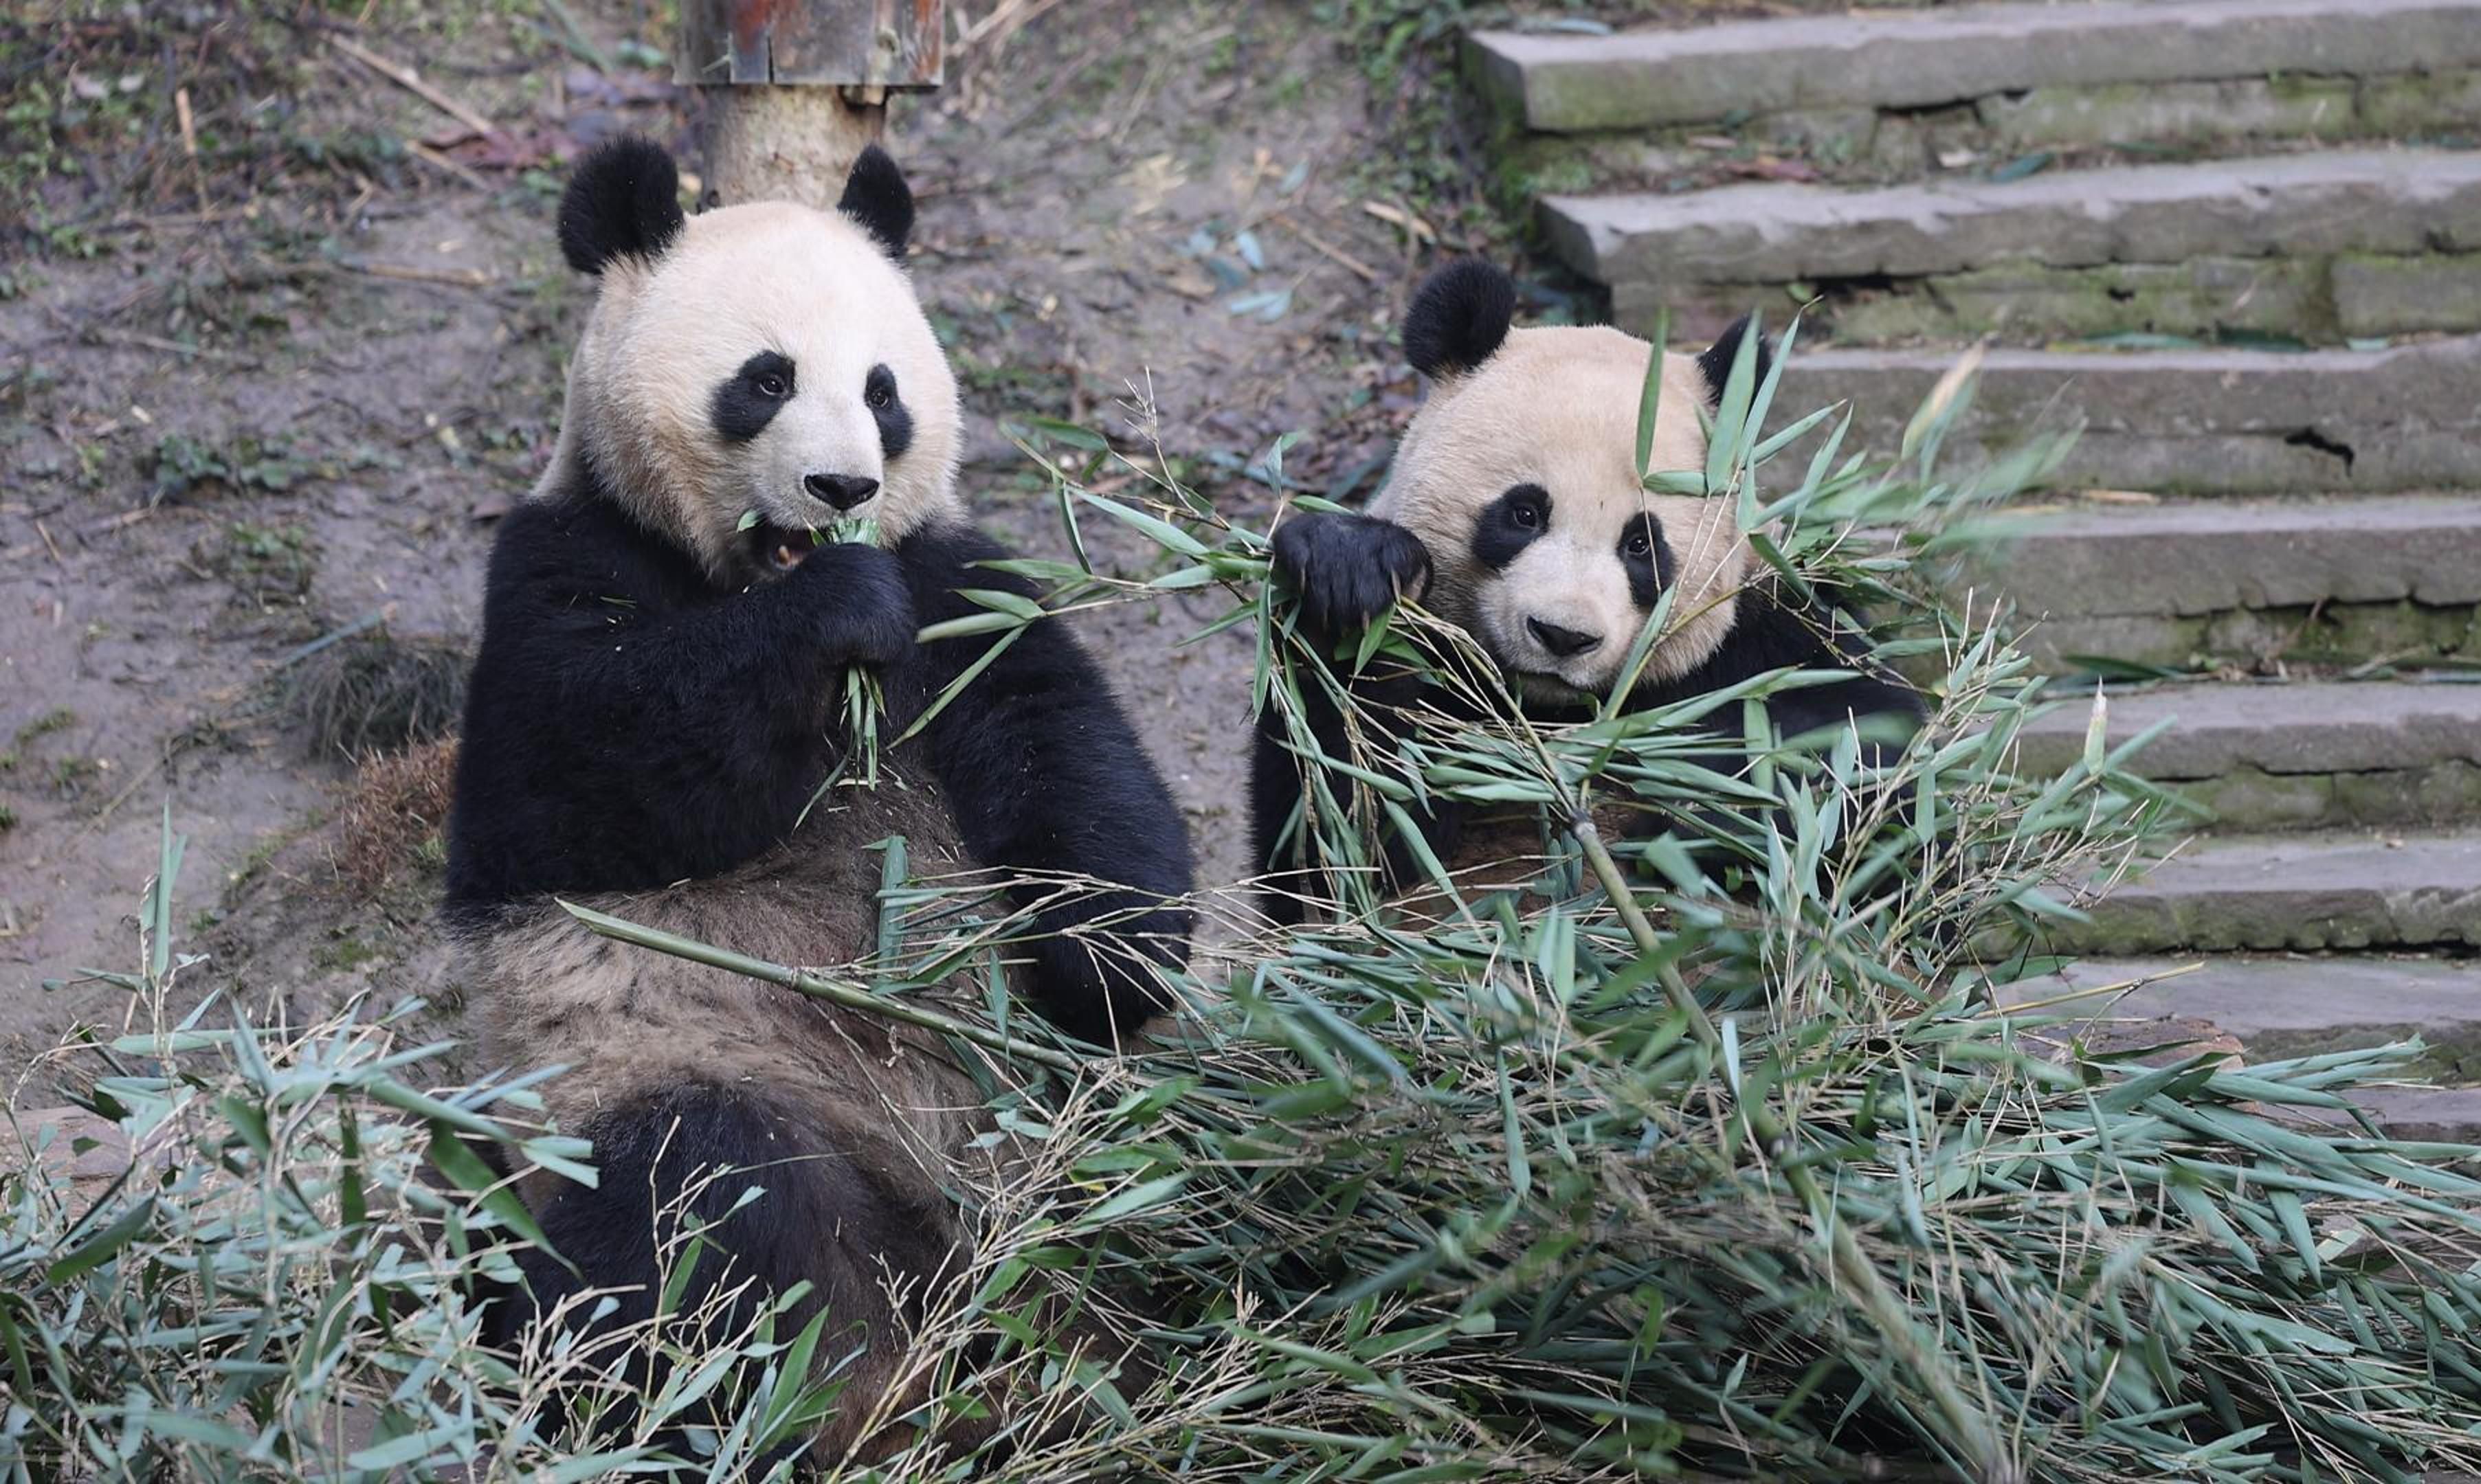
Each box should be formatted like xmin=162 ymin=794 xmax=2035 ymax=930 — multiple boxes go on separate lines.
xmin=287 ymin=629 xmax=469 ymax=761
xmin=334 ymin=735 xmax=456 ymax=891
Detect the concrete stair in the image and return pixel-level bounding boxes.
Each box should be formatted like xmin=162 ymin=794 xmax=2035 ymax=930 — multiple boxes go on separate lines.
xmin=2003 ymin=956 xmax=2481 ymax=1135
xmin=2021 ymin=680 xmax=2481 ymax=829
xmin=1974 ymin=495 xmax=2481 ymax=671
xmin=2056 ymin=832 xmax=2481 ymax=954
xmin=1470 ymin=0 xmax=2481 ymax=1110
xmin=1545 ymin=149 xmax=2481 ymax=346
xmin=1471 ymin=0 xmax=2481 ymax=134
xmin=1777 ymin=337 xmax=2481 ymax=495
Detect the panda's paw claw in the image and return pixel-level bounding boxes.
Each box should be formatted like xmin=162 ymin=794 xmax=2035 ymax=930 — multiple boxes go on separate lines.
xmin=1271 ymin=512 xmax=1432 ymax=634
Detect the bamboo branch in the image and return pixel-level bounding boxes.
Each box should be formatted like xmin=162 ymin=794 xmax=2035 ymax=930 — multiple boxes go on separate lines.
xmin=559 ymin=899 xmax=1087 ymax=1075
xmin=1569 ymin=810 xmax=2015 ymax=1484
xmin=329 ymin=36 xmax=500 ymax=141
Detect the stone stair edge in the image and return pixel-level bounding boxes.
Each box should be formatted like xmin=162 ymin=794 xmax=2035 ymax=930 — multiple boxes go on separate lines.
xmin=1541 ymin=148 xmax=2481 ymax=288
xmin=1470 ymin=0 xmax=2481 ymax=133
xmin=2004 ymin=952 xmax=2481 ymax=1046
xmin=2016 ymin=679 xmax=2481 ymax=776
xmin=1974 ymin=495 xmax=2481 ymax=615
xmin=2061 ymin=829 xmax=2481 ymax=954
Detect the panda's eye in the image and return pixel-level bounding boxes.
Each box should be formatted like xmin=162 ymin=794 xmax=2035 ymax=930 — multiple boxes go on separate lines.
xmin=754 ymin=372 xmax=789 ymax=400
xmin=1625 ymin=531 xmax=1651 ymax=559
xmin=1511 ymin=502 xmax=1540 ymax=530
xmin=865 ymin=366 xmax=898 ymax=411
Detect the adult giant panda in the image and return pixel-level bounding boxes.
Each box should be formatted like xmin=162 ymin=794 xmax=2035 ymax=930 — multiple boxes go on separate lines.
xmin=445 ymin=137 xmax=1191 ymax=1452
xmin=1252 ymin=258 xmax=1922 ymax=921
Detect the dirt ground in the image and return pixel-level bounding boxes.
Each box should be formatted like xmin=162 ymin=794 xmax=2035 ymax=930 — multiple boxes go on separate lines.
xmin=0 ymin=1 xmax=1538 ymax=1083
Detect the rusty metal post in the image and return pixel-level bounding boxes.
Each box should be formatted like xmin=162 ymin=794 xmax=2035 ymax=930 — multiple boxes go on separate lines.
xmin=678 ymin=0 xmax=945 ymax=210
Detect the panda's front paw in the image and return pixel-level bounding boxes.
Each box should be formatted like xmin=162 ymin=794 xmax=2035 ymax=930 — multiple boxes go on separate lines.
xmin=1270 ymin=512 xmax=1432 ymax=635
xmin=1020 ymin=897 xmax=1191 ymax=1047
xmin=792 ymin=543 xmax=916 ymax=666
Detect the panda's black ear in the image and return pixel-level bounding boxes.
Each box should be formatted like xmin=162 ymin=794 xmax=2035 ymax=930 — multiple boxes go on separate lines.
xmin=1696 ymin=316 xmax=1774 ymax=405
xmin=838 ymin=144 xmax=913 ymax=262
xmin=557 ymin=136 xmax=684 ymax=275
xmin=1403 ymin=258 xmax=1515 ymax=379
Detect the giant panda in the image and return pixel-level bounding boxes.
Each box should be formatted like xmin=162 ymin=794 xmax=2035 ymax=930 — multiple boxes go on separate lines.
xmin=443 ymin=137 xmax=1192 ymax=1454
xmin=1252 ymin=258 xmax=1922 ymax=921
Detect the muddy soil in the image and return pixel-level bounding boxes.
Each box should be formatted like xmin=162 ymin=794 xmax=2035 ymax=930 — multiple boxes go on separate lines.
xmin=0 ymin=1 xmax=1514 ymax=1082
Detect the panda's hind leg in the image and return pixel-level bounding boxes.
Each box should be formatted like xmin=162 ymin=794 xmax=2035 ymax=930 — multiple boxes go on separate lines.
xmin=493 ymin=1081 xmax=968 ymax=1463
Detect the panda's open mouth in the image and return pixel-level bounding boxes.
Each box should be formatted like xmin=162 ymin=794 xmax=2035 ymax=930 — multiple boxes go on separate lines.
xmin=744 ymin=521 xmax=821 ymax=573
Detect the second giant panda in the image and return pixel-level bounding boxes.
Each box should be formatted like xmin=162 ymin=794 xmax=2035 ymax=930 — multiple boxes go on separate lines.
xmin=445 ymin=138 xmax=1192 ymax=1453
xmin=1253 ymin=258 xmax=1922 ymax=920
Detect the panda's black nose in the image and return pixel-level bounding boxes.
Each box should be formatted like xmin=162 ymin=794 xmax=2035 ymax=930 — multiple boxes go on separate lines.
xmin=1528 ymin=617 xmax=1601 ymax=658
xmin=805 ymin=473 xmax=880 ymax=510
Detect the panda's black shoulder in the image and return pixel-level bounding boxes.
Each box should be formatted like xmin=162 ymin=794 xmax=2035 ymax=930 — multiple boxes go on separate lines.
xmin=482 ymin=472 xmax=706 ymax=618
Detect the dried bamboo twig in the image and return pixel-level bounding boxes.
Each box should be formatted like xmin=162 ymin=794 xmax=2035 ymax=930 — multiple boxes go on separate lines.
xmin=329 ymin=36 xmax=499 ymax=141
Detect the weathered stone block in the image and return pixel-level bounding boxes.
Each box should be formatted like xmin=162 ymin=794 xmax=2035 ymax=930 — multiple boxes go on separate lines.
xmin=1470 ymin=0 xmax=2481 ymax=133
xmin=1813 ymin=258 xmax=2332 ymax=345
xmin=1544 ymin=149 xmax=2481 ymax=289
xmin=2357 ymin=68 xmax=2481 ymax=135
xmin=1979 ymin=78 xmax=2355 ymax=148
xmin=2062 ymin=831 xmax=2481 ymax=954
xmin=2334 ymin=254 xmax=2481 ymax=337
xmin=1770 ymin=337 xmax=2481 ymax=495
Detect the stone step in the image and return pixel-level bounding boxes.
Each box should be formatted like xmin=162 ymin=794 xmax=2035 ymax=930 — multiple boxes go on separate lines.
xmin=2061 ymin=831 xmax=2481 ymax=954
xmin=2022 ymin=680 xmax=2481 ymax=829
xmin=2006 ymin=953 xmax=2481 ymax=1067
xmin=2002 ymin=955 xmax=2481 ymax=1136
xmin=1471 ymin=0 xmax=2481 ymax=134
xmin=1542 ymin=149 xmax=2481 ymax=346
xmin=1770 ymin=336 xmax=2481 ymax=495
xmin=1974 ymin=495 xmax=2481 ymax=670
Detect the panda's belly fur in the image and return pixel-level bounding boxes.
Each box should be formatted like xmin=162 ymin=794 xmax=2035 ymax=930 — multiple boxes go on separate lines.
xmin=465 ymin=765 xmax=1008 ymax=1232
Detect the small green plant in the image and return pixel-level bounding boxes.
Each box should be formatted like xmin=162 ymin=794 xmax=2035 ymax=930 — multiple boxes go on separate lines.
xmin=149 ymin=432 xmax=309 ymax=502
xmin=14 ymin=706 xmax=74 ymax=747
xmin=201 ymin=520 xmax=318 ymax=607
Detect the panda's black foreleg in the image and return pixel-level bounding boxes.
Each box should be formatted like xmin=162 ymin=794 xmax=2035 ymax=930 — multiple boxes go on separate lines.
xmin=1253 ymin=510 xmax=1465 ymax=922
xmin=493 ymin=1083 xmax=954 ymax=1462
xmin=895 ymin=522 xmax=1195 ymax=1046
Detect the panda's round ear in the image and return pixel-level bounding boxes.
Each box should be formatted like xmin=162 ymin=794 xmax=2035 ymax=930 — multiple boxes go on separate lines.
xmin=1695 ymin=315 xmax=1775 ymax=406
xmin=1403 ymin=258 xmax=1516 ymax=380
xmin=837 ymin=144 xmax=914 ymax=262
xmin=557 ymin=136 xmax=685 ymax=275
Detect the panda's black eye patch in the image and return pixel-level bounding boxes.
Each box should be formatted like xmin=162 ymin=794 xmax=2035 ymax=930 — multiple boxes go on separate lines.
xmin=1471 ymin=483 xmax=1550 ymax=571
xmin=1618 ymin=512 xmax=1674 ymax=610
xmin=866 ymin=362 xmax=913 ymax=461
xmin=711 ymin=351 xmax=796 ymax=444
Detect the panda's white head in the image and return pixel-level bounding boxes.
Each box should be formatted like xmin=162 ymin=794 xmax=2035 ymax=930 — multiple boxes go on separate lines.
xmin=542 ymin=137 xmax=964 ymax=587
xmin=1370 ymin=260 xmax=1765 ymax=702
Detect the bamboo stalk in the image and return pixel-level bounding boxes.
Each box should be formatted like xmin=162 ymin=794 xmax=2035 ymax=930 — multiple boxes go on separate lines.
xmin=559 ymin=899 xmax=1086 ymax=1075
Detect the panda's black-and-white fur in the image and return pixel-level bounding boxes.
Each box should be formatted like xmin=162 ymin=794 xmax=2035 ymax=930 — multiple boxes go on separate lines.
xmin=1252 ymin=258 xmax=1922 ymax=919
xmin=446 ymin=137 xmax=1191 ymax=1454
